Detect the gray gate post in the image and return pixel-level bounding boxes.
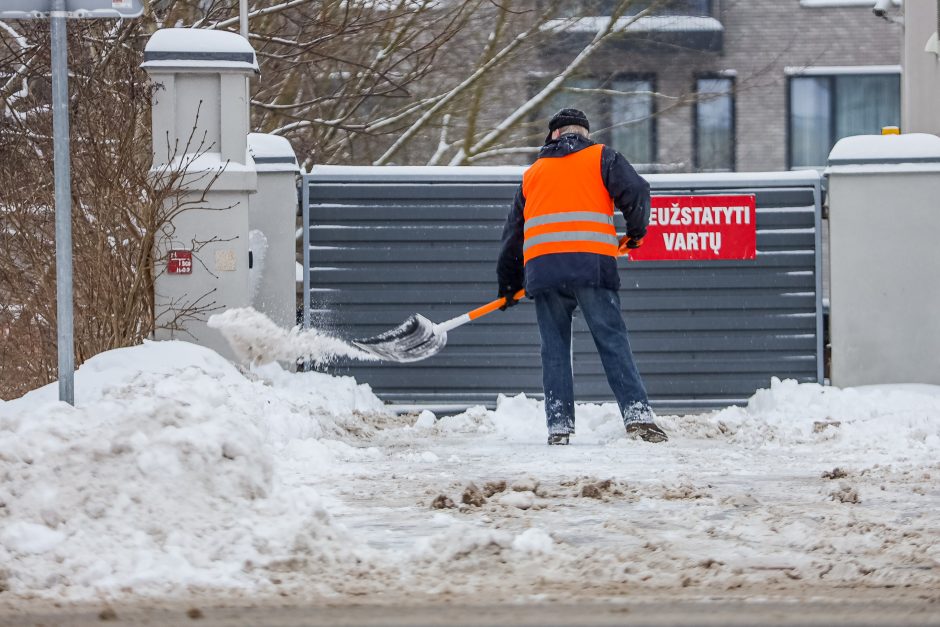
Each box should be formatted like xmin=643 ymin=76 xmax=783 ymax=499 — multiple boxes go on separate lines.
xmin=142 ymin=28 xmax=259 ymax=360
xmin=826 ymin=132 xmax=940 ymax=386
xmin=902 ymin=0 xmax=940 ymax=136
xmin=247 ymin=133 xmax=300 ymax=329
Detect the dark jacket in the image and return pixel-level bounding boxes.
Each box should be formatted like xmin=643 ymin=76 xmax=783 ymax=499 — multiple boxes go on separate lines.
xmin=496 ymin=134 xmax=650 ymax=296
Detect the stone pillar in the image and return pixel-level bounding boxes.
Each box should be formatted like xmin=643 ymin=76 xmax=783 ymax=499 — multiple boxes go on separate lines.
xmin=247 ymin=133 xmax=301 ymax=329
xmin=902 ymin=0 xmax=940 ymax=135
xmin=142 ymin=28 xmax=259 ymax=359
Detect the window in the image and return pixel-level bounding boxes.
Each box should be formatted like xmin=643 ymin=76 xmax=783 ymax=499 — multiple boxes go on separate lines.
xmin=788 ymin=71 xmax=900 ymax=169
xmin=799 ymin=0 xmax=900 ymax=7
xmin=694 ymin=76 xmax=734 ymax=171
xmin=539 ymin=76 xmax=656 ymax=168
xmin=609 ymin=77 xmax=656 ymax=165
xmin=643 ymin=0 xmax=712 ymax=16
xmin=554 ymin=0 xmax=712 ymax=18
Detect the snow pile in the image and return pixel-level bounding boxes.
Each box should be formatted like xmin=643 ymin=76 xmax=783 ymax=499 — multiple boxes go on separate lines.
xmin=412 ymin=409 xmax=437 ymax=429
xmin=207 ymin=307 xmax=378 ymax=366
xmin=511 ymin=528 xmax=555 ymax=555
xmin=665 ymin=378 xmax=940 ymax=461
xmin=414 ymin=525 xmax=555 ymax=564
xmin=0 ymin=340 xmax=389 ymax=598
xmin=436 ymin=393 xmax=625 ymax=443
xmin=433 ymin=380 xmax=940 ymax=461
xmin=2 ymin=337 xmax=939 ymax=603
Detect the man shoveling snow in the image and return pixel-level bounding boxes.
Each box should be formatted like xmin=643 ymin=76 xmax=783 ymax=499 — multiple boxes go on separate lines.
xmin=496 ymin=108 xmax=668 ymax=446
xmin=208 ymin=110 xmax=670 ymax=448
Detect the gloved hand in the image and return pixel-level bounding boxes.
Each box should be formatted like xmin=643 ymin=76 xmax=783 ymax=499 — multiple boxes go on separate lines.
xmin=498 ymin=288 xmax=521 ymax=311
xmin=618 ymin=235 xmax=644 ymax=254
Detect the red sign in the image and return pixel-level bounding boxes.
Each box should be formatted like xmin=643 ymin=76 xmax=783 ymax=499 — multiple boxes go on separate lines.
xmin=628 ymin=194 xmax=757 ymax=261
xmin=168 ymin=250 xmax=193 ymax=275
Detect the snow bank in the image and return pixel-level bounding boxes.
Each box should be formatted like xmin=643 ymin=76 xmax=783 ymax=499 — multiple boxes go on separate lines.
xmin=3 ymin=337 xmax=939 ymax=602
xmin=435 ymin=392 xmax=638 ymax=444
xmin=435 ymin=379 xmax=940 ymax=462
xmin=666 ymin=377 xmax=940 ymax=463
xmin=0 ymin=341 xmax=389 ymax=599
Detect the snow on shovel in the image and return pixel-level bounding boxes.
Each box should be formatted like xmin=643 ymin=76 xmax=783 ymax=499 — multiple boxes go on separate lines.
xmin=352 ymin=289 xmax=527 ymax=363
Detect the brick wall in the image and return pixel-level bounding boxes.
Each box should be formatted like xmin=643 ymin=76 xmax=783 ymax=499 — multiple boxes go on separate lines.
xmin=721 ymin=0 xmax=901 ymax=171
xmin=531 ymin=0 xmax=902 ymax=172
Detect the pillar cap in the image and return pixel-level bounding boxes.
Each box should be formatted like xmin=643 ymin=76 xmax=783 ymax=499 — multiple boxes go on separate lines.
xmin=248 ymin=133 xmax=300 ymax=173
xmin=142 ymin=28 xmax=259 ymax=74
xmin=827 ymin=133 xmax=940 ymax=174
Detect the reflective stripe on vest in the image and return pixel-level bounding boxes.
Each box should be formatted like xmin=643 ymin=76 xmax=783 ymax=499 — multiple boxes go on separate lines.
xmin=523 ymin=212 xmax=617 ymax=253
xmin=521 ymin=144 xmax=617 ymax=264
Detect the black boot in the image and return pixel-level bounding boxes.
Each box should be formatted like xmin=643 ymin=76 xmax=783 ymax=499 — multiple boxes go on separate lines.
xmin=626 ymin=422 xmax=668 ymax=443
xmin=547 ymin=433 xmax=570 ymax=445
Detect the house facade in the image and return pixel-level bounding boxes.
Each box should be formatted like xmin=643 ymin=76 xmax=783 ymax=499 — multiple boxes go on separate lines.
xmin=535 ymin=0 xmax=903 ymax=173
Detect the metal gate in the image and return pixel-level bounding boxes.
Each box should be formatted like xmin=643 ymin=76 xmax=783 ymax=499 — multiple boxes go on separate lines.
xmin=303 ymin=167 xmax=822 ymax=412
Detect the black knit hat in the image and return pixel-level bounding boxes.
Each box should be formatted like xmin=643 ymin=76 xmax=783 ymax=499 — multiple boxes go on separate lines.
xmin=546 ymin=108 xmax=590 ymax=143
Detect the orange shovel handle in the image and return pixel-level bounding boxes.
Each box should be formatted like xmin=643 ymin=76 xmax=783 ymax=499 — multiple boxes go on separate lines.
xmin=468 ymin=247 xmax=632 ymax=322
xmin=469 ymin=289 xmax=527 ymax=321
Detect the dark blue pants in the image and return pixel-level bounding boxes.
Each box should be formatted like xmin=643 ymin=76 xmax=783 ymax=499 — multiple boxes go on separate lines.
xmin=534 ymin=286 xmax=652 ymax=435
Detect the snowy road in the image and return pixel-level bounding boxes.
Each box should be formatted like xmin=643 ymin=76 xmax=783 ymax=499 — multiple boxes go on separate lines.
xmin=3 ymin=595 xmax=939 ymax=626
xmin=1 ymin=341 xmax=938 ymax=617
xmin=305 ymin=403 xmax=940 ymax=602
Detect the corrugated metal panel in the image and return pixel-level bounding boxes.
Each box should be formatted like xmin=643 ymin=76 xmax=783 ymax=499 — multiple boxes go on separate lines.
xmin=303 ymin=168 xmax=822 ymax=412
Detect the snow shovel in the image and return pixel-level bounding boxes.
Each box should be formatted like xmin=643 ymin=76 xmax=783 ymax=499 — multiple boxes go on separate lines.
xmin=352 ymin=240 xmax=637 ymax=363
xmin=352 ymin=289 xmax=527 ymax=363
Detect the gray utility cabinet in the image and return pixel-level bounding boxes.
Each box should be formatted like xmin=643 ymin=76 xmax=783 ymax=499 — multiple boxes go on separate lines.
xmin=826 ymin=134 xmax=940 ymax=387
xmin=303 ymin=167 xmax=823 ymax=412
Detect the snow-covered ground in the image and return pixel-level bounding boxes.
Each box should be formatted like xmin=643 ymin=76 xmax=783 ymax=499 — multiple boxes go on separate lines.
xmin=1 ymin=339 xmax=938 ymax=607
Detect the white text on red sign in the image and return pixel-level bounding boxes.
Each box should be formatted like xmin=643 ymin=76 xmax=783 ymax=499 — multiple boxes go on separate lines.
xmin=629 ymin=194 xmax=757 ymax=261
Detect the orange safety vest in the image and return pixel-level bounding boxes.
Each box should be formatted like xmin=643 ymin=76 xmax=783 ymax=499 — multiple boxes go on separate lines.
xmin=521 ymin=144 xmax=618 ymax=265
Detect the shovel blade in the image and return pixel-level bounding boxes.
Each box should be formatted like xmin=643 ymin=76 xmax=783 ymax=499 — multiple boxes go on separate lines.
xmin=352 ymin=314 xmax=447 ymax=363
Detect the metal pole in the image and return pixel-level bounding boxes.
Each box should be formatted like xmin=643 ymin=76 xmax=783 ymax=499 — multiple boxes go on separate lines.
xmin=239 ymin=0 xmax=248 ymax=39
xmin=51 ymin=0 xmax=75 ymax=405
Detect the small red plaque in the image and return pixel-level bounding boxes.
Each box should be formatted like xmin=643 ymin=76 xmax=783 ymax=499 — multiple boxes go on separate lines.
xmin=168 ymin=250 xmax=193 ymax=275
